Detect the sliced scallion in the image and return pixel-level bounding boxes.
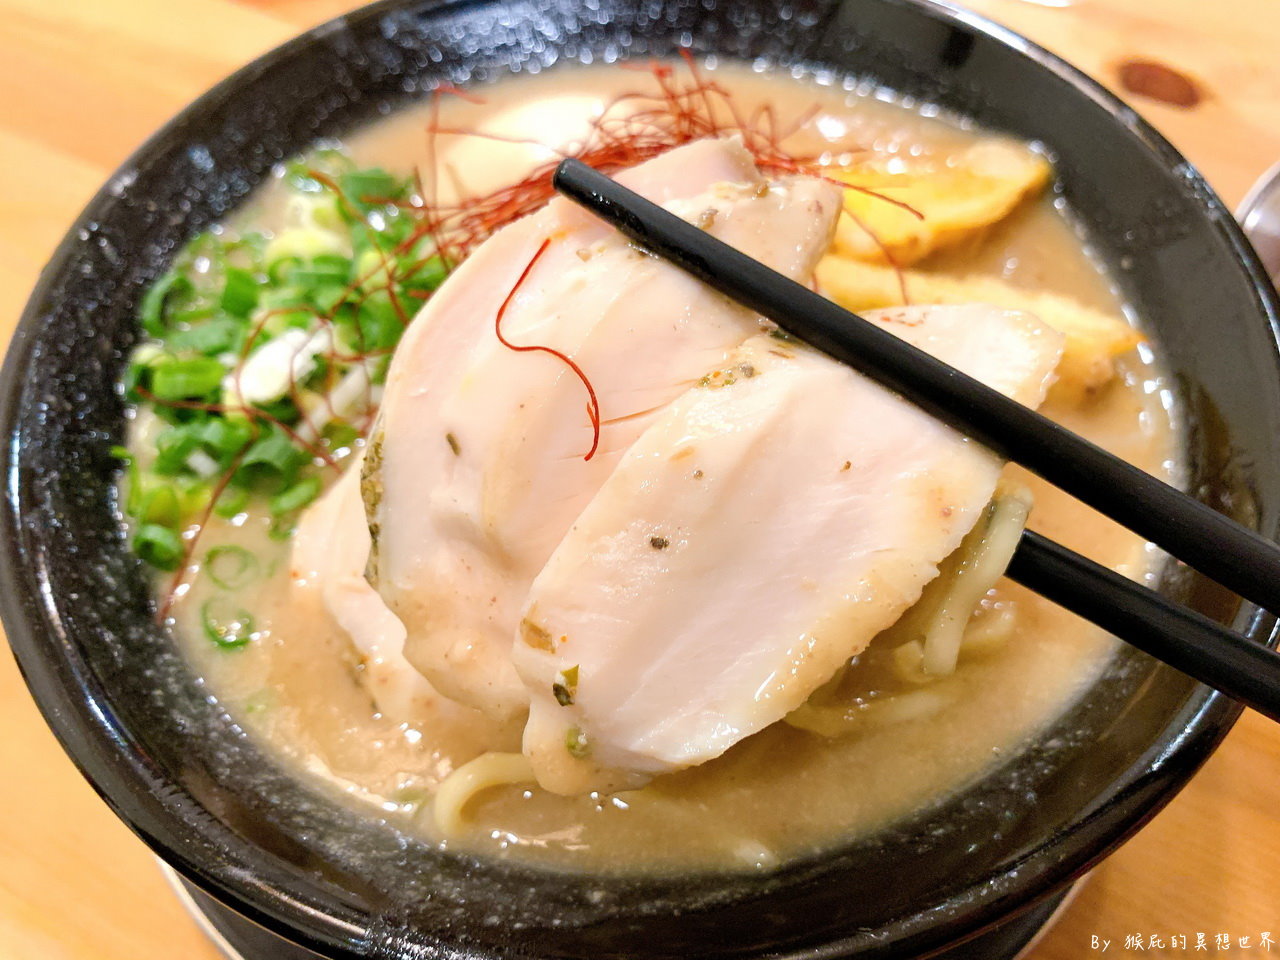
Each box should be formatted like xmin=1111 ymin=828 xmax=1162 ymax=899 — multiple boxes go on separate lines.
xmin=338 ymin=168 xmax=400 ymax=214
xmin=149 ymin=357 xmax=225 ymax=400
xmin=138 ymin=270 xmax=194 ymax=337
xmin=134 ymin=523 xmax=183 ymax=571
xmin=212 ymin=484 xmax=251 ymax=519
xmin=269 ymin=475 xmax=323 ymax=516
xmin=220 ymin=267 xmax=260 ymax=318
xmin=205 ymin=545 xmax=259 ymax=590
xmin=166 ymin=316 xmax=243 ymax=356
xmin=201 ymin=597 xmax=256 ymax=649
xmin=122 ymin=151 xmax=442 ymax=571
xmin=237 ymin=427 xmax=306 ymax=484
xmin=137 ymin=485 xmax=182 ymax=527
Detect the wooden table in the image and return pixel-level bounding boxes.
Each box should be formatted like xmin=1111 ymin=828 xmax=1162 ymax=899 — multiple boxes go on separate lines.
xmin=1 ymin=1 xmax=1277 ymax=957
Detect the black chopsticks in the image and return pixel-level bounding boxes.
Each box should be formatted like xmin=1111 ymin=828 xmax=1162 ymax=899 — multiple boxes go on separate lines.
xmin=1009 ymin=531 xmax=1280 ymax=721
xmin=552 ymin=157 xmax=1280 ymax=723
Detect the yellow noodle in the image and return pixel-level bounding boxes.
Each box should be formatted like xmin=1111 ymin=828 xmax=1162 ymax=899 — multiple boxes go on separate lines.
xmin=918 ymin=488 xmax=1032 ymax=676
xmin=431 ymin=752 xmax=535 ymax=838
xmin=815 ymin=255 xmax=1143 ymax=403
xmin=961 ymin=603 xmax=1019 ymax=657
xmin=890 ymin=639 xmax=932 ymax=685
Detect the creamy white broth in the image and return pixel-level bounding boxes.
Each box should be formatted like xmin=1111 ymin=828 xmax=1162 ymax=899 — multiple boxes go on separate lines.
xmin=156 ymin=62 xmax=1177 ymax=873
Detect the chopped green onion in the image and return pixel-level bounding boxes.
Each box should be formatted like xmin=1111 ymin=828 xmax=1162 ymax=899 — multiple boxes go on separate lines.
xmin=122 ymin=151 xmax=434 ymax=572
xmin=233 ymin=231 xmax=269 ymax=262
xmin=138 ymin=270 xmax=194 ymax=337
xmin=565 ymin=726 xmax=591 ymax=759
xmin=309 ymin=282 xmax=351 ymax=315
xmin=338 ymin=168 xmax=401 ymax=213
xmin=137 ymin=485 xmax=182 ymax=527
xmin=133 ymin=523 xmax=183 ymax=571
xmin=378 ymin=213 xmax=417 ymax=247
xmin=149 ymin=357 xmax=225 ymax=400
xmin=258 ymin=283 xmax=311 ymax=311
xmin=237 ymin=427 xmax=306 ymax=485
xmin=252 ymin=397 xmax=301 ymax=427
xmin=205 ymin=545 xmax=259 ymax=590
xmin=265 ymin=228 xmax=347 ymax=271
xmin=166 ymin=316 xmax=244 ymax=356
xmin=212 ymin=484 xmax=251 ymax=519
xmin=354 ymin=246 xmax=395 ymax=290
xmin=220 ymin=267 xmax=260 ymax=318
xmin=356 ymin=292 xmax=403 ymax=350
xmin=170 ymin=303 xmax=219 ymax=326
xmin=125 ymin=343 xmax=169 ymax=397
xmin=173 ymin=476 xmax=213 ymax=516
xmin=201 ymin=597 xmax=255 ymax=649
xmin=290 ymin=254 xmax=352 ymax=288
xmin=260 ymin=304 xmax=316 ymax=337
xmin=285 ymin=149 xmax=354 ymax=192
xmin=243 ymin=688 xmax=275 ymax=714
xmin=124 ymin=460 xmax=145 ymax=516
xmin=198 ymin=417 xmax=253 ymax=461
xmin=268 ymin=516 xmax=297 ymax=541
xmin=269 ymin=475 xmax=323 ymax=516
xmin=152 ymin=419 xmax=253 ymax=477
xmin=553 ymin=664 xmax=580 ymax=706
xmin=323 ymin=420 xmax=360 ymax=451
xmin=154 ymin=423 xmax=205 ymax=475
xmin=401 ymin=253 xmax=449 ymax=292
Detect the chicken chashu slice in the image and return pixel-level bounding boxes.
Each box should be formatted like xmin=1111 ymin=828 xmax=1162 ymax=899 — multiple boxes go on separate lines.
xmin=515 ymin=304 xmax=1065 ymax=795
xmin=291 ymin=460 xmax=431 ymax=721
xmin=363 ymin=138 xmax=841 ymax=719
xmin=291 ymin=459 xmax=509 ymax=755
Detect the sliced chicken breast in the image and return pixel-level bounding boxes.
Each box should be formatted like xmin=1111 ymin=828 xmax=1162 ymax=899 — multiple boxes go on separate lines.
xmin=514 ymin=304 xmax=1064 ymax=794
xmin=363 ymin=139 xmax=841 ymax=718
xmin=291 ymin=456 xmax=503 ymax=746
xmin=290 ymin=459 xmax=426 ymax=720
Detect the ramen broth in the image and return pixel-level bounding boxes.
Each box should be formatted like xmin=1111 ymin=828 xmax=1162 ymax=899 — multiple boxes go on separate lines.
xmin=155 ymin=64 xmax=1178 ymax=872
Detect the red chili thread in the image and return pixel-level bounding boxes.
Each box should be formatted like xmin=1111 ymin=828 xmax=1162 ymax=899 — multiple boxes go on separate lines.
xmin=406 ymin=56 xmax=919 ymax=259
xmin=840 ymin=205 xmax=912 ymax=304
xmin=433 ymin=82 xmax=488 ymax=105
xmin=493 ymin=238 xmax=601 ymax=461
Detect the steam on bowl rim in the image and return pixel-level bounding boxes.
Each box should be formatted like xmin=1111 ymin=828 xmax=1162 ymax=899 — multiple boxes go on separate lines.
xmin=3 ymin=0 xmax=1279 ymax=958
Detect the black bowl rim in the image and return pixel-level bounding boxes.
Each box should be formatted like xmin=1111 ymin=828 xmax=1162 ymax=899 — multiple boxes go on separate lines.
xmin=3 ymin=0 xmax=1279 ymax=957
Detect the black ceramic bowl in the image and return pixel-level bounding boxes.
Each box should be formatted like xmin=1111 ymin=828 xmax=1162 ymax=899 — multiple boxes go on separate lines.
xmin=4 ymin=0 xmax=1279 ymax=957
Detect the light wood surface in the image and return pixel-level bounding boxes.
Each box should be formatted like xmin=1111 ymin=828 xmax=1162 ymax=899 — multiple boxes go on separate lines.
xmin=1 ymin=1 xmax=1277 ymax=957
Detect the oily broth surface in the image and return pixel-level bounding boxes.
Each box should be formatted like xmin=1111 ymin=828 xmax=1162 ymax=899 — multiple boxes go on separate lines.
xmin=167 ymin=63 xmax=1177 ymax=872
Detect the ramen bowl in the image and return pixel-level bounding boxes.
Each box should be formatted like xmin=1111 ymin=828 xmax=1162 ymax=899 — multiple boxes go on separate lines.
xmin=3 ymin=0 xmax=1279 ymax=957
